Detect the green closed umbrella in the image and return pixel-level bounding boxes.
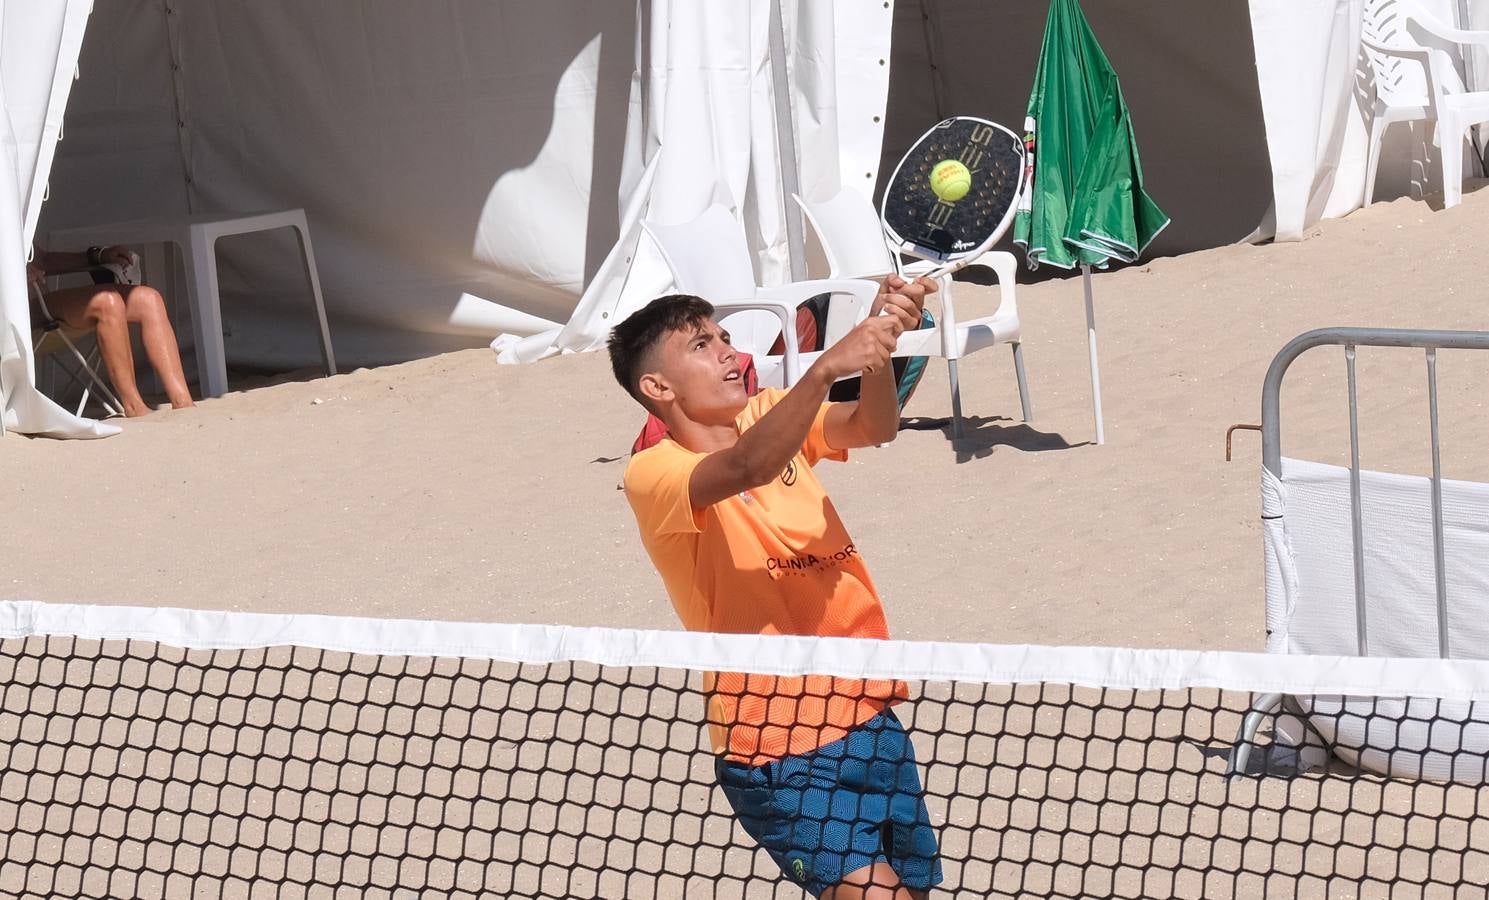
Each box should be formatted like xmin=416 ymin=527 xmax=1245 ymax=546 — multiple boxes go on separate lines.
xmin=1013 ymin=0 xmax=1169 ymax=443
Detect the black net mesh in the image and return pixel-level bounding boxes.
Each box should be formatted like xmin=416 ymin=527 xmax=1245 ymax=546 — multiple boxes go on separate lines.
xmin=1 ymin=634 xmax=1488 ymax=898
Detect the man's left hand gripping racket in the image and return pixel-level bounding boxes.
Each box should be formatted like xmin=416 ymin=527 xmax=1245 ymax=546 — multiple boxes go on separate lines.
xmin=880 ymin=116 xmax=1027 ymax=281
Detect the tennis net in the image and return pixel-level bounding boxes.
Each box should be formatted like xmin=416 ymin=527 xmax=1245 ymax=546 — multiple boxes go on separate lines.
xmin=2 ymin=601 xmax=1489 ymax=898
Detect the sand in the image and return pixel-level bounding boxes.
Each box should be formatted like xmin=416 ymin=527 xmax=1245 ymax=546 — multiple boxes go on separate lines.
xmin=5 ymin=188 xmax=1489 ymax=897
xmin=4 ymin=189 xmax=1489 ymax=652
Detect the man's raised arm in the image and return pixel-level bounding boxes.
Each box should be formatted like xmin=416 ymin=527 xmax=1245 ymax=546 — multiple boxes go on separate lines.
xmin=688 ymin=296 xmax=914 ymax=508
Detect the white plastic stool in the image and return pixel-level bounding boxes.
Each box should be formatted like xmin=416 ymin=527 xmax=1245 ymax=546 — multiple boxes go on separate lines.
xmin=51 ymin=208 xmax=336 ymax=398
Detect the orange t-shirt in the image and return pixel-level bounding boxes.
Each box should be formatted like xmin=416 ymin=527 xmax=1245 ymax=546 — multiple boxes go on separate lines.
xmin=623 ymin=389 xmax=906 ymax=765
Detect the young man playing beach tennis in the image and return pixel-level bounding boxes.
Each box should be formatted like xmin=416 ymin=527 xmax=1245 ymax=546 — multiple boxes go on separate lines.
xmin=610 ymin=277 xmax=942 ymax=899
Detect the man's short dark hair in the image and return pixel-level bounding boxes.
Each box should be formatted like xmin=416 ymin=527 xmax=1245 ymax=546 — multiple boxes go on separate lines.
xmin=608 ymin=294 xmax=715 ymax=405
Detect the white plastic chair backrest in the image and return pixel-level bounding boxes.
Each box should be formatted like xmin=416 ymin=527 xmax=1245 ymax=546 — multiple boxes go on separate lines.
xmin=792 ymin=188 xmax=896 ymax=347
xmin=639 ymin=205 xmax=782 ymax=357
xmin=1363 ymin=0 xmax=1430 ymax=105
xmin=794 ymin=187 xmax=895 ymax=279
xmin=640 ymin=205 xmax=757 ymax=299
xmin=1361 ymin=0 xmax=1464 ymax=106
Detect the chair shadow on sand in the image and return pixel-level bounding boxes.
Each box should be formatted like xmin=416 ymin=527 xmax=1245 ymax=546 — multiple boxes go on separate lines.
xmin=900 ymin=414 xmax=1090 ymax=464
xmin=595 ymin=414 xmax=1087 ymax=469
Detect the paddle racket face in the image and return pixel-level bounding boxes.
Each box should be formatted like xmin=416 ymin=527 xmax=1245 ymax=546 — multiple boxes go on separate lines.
xmin=880 ymin=117 xmax=1025 ymax=276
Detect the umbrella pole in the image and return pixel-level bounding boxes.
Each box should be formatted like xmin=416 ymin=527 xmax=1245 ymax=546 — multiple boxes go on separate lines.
xmin=1081 ymin=264 xmax=1106 ymax=445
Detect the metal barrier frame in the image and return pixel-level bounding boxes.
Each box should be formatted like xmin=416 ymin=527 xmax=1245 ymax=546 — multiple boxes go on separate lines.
xmin=1231 ymin=327 xmax=1489 ymax=776
xmin=1263 ymin=327 xmax=1489 ymax=658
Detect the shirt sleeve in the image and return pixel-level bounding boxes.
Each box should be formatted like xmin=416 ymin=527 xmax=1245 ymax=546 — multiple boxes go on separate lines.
xmin=623 ymin=442 xmax=706 ymax=536
xmin=750 ymin=388 xmax=848 ymax=467
xmin=805 ymin=400 xmax=849 ymax=465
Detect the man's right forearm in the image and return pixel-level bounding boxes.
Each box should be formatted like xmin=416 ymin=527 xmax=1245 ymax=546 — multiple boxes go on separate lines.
xmin=730 ymin=366 xmax=836 ymax=485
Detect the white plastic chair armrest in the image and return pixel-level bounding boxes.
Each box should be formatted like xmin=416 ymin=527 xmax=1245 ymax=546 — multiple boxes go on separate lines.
xmin=710 ymin=297 xmax=802 ymax=385
xmin=758 ymin=278 xmax=882 ymax=345
xmin=1361 ymin=35 xmax=1434 ymax=67
xmin=980 ymin=252 xmax=1019 ymax=313
xmin=756 ymin=277 xmax=880 ymax=308
xmin=1407 ymin=10 xmax=1489 ymax=49
xmin=920 ymin=251 xmax=1019 ymax=343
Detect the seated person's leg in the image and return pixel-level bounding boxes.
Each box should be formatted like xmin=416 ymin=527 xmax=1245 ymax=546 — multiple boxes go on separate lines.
xmin=40 ymin=285 xmax=151 ymax=417
xmin=121 ymin=285 xmax=194 ymax=409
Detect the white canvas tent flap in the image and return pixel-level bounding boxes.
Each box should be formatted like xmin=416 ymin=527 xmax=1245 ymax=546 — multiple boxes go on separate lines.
xmin=1249 ymin=0 xmax=1483 ymax=242
xmin=1 ymin=0 xmax=118 ymax=438
xmin=494 ymin=0 xmax=892 ymax=364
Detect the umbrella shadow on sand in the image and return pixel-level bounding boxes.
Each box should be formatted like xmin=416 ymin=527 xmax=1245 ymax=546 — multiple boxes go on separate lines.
xmin=900 ymin=415 xmax=1089 ymax=463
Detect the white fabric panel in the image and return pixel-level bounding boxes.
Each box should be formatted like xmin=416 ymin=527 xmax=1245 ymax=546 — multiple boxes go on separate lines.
xmin=8 ymin=599 xmax=1489 ymax=701
xmin=1302 ymin=694 xmax=1489 ymax=781
xmin=1266 ymin=458 xmax=1489 ymax=781
xmin=1272 ymin=457 xmax=1489 ymax=659
xmin=1248 ymin=0 xmax=1367 ymax=242
xmin=1249 ymin=0 xmax=1479 ymax=242
xmin=4 ymin=0 xmax=90 ymax=245
xmin=0 ymin=0 xmax=118 ymax=438
xmin=1260 ymin=466 xmax=1299 ymax=655
xmin=829 ymin=0 xmax=895 ymax=202
xmin=496 ymin=0 xmax=891 ymax=364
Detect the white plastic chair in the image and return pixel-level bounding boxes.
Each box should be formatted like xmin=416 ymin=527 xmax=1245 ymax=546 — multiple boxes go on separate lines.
xmin=27 ymin=258 xmax=145 ymax=419
xmin=1361 ymin=0 xmax=1489 ymax=208
xmin=640 ymin=205 xmax=881 ymax=389
xmin=794 ymin=186 xmax=1032 ymax=437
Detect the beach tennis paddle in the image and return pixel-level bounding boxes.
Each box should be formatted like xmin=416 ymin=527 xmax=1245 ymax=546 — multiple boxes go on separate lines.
xmin=880 ymin=116 xmax=1026 ymax=280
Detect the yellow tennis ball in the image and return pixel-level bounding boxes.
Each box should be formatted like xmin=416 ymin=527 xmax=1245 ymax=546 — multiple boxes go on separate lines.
xmin=930 ymin=159 xmax=971 ymax=202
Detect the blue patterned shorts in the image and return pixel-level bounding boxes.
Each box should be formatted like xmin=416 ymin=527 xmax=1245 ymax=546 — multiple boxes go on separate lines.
xmin=715 ymin=710 xmax=943 ymax=896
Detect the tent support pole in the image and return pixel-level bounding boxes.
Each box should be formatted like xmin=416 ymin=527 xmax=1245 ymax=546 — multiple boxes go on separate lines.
xmin=1457 ymin=0 xmax=1486 ymax=174
xmin=768 ymin=0 xmax=808 ymax=282
xmin=1082 ymin=264 xmax=1105 ymax=445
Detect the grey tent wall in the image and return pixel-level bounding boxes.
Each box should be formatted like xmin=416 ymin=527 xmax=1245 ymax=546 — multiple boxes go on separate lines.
xmin=883 ymin=0 xmax=1272 ymax=262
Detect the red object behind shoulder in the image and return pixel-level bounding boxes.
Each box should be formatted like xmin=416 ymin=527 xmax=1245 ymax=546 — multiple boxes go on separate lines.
xmin=632 ymin=352 xmax=760 ymax=453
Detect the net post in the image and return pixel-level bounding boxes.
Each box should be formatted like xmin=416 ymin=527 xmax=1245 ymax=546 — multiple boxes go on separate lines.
xmin=1427 ymin=347 xmax=1449 ymax=658
xmin=1346 ymin=344 xmax=1368 ymax=657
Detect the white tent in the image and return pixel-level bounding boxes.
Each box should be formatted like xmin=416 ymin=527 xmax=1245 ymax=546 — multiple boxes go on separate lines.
xmin=1 ymin=1 xmax=116 ymax=438
xmin=3 ymin=1 xmax=1481 ymax=439
xmin=2 ymin=0 xmax=888 ymax=437
xmin=508 ymin=0 xmax=1487 ymax=363
xmin=492 ymin=0 xmax=892 ymax=364
xmin=1248 ymin=0 xmax=1487 ymax=239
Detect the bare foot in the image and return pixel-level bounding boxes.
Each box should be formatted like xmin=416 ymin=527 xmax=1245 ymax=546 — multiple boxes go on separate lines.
xmin=123 ymin=401 xmax=153 ymax=418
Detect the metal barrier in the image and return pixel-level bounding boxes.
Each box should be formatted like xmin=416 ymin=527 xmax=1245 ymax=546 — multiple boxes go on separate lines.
xmin=1262 ymin=327 xmax=1489 ymax=658
xmin=1230 ymin=327 xmax=1489 ymax=776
